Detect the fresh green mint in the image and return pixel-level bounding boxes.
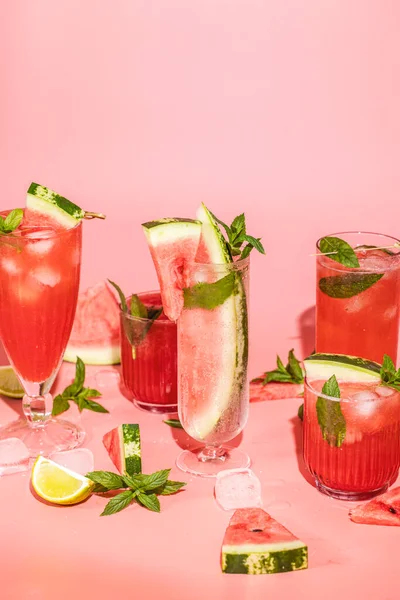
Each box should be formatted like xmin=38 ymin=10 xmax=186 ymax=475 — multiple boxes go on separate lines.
xmin=253 ymin=349 xmax=304 ymax=385
xmin=380 ymin=354 xmax=400 ymax=392
xmin=163 ymin=418 xmax=183 ymax=429
xmin=210 ymin=211 xmax=265 ymax=260
xmin=183 ymin=272 xmax=237 ymax=310
xmin=0 ymin=209 xmax=23 ymax=234
xmin=319 ymin=273 xmax=384 ymax=298
xmin=319 ymin=236 xmax=360 ymax=268
xmin=298 ymin=404 xmax=304 ymax=421
xmin=86 ymin=468 xmax=186 ymax=516
xmin=316 ymin=374 xmax=346 ymax=447
xmin=52 ymin=357 xmax=108 ymax=416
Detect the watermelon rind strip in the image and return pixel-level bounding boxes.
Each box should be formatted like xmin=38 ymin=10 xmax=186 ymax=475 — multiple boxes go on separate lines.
xmin=222 ymin=546 xmax=308 ymax=575
xmin=304 ymin=354 xmax=381 ymax=383
xmin=121 ymin=424 xmax=142 ymax=475
xmin=27 ymin=183 xmax=84 ymax=221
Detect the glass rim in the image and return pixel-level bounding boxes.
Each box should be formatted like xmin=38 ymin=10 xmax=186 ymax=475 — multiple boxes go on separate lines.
xmin=120 ymin=290 xmax=175 ymax=325
xmin=0 ymin=209 xmax=82 ymax=240
xmin=304 ymin=376 xmax=397 ymax=403
xmin=190 ymin=254 xmax=250 ymax=269
xmin=316 ymin=230 xmax=400 ymax=273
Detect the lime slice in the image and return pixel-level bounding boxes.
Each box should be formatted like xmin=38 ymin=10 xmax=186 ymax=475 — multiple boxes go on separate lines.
xmin=0 ymin=366 xmax=24 ymax=398
xmin=31 ymin=456 xmax=94 ymax=505
xmin=26 ymin=183 xmax=105 ymax=228
xmin=304 ymin=353 xmax=381 ymax=383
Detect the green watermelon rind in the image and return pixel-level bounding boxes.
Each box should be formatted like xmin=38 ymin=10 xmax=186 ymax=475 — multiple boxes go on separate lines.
xmin=103 ymin=424 xmax=142 ymax=476
xmin=142 ymin=219 xmax=202 ymax=247
xmin=27 ymin=182 xmax=84 ymax=228
xmin=63 ymin=344 xmax=121 ymax=365
xmin=222 ymin=543 xmax=308 ymax=575
xmin=304 ymin=353 xmax=381 ymax=383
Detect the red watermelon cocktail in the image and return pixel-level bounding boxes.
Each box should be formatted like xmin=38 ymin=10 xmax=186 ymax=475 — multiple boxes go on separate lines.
xmin=315 ymin=232 xmax=400 ymax=364
xmin=303 ymin=354 xmax=400 ymax=500
xmin=0 ymin=183 xmax=104 ymax=463
xmin=120 ymin=291 xmax=177 ymax=413
xmin=143 ymin=203 xmax=265 ymax=477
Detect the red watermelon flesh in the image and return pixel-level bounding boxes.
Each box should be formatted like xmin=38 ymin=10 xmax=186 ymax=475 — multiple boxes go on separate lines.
xmin=64 ymin=281 xmax=120 ymax=364
xmin=250 ymin=380 xmax=304 ymax=402
xmin=349 ymin=486 xmax=400 ymax=526
xmin=224 ymin=508 xmax=301 ymax=546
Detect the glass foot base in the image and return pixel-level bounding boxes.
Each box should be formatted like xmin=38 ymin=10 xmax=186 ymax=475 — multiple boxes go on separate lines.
xmin=316 ymin=480 xmax=389 ymax=501
xmin=176 ymin=447 xmax=250 ymax=478
xmin=0 ymin=418 xmax=85 ymax=473
xmin=133 ymin=400 xmax=178 ymax=414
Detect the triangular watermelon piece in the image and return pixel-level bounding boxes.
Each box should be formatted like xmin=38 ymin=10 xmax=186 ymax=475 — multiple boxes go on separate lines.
xmin=103 ymin=424 xmax=141 ymax=476
xmin=250 ymin=380 xmax=303 ymax=402
xmin=221 ymin=508 xmax=308 ymax=574
xmin=349 ymin=486 xmax=400 ymax=526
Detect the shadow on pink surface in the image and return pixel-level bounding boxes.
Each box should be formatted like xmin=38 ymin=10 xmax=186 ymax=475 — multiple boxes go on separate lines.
xmin=297 ymin=305 xmax=316 ymax=359
xmin=290 ymin=415 xmax=316 ymax=490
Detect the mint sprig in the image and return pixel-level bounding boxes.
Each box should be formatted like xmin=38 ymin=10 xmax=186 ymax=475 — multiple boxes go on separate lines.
xmin=52 ymin=357 xmax=108 ymax=416
xmin=316 ymin=374 xmax=346 ymax=447
xmin=86 ymin=468 xmax=186 ymax=516
xmin=0 ymin=209 xmax=23 ymax=235
xmin=253 ymin=349 xmax=304 ymax=385
xmin=380 ymin=354 xmax=400 ymax=391
xmin=210 ymin=211 xmax=265 ymax=259
xmin=319 ymin=236 xmax=360 ymax=268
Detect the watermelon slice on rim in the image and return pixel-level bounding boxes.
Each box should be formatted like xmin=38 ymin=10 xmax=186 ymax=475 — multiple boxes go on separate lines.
xmin=221 ymin=508 xmax=308 ymax=574
xmin=349 ymin=486 xmax=400 ymax=526
xmin=64 ymin=281 xmax=121 ymax=365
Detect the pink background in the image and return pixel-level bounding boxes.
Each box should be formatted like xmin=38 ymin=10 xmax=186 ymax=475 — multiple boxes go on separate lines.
xmin=1 ymin=1 xmax=400 ymax=377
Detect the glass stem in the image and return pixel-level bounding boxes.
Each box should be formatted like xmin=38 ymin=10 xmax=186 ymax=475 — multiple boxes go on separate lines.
xmin=198 ymin=445 xmax=227 ymax=463
xmin=23 ymin=394 xmax=53 ymax=427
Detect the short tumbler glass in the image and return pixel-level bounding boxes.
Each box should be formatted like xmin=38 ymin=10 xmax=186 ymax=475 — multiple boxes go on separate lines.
xmin=120 ymin=291 xmax=177 ymax=413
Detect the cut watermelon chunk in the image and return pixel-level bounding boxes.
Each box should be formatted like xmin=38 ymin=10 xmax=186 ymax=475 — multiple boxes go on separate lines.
xmin=64 ymin=281 xmax=120 ymax=365
xmin=103 ymin=424 xmax=141 ymax=475
xmin=349 ymin=486 xmax=400 ymax=526
xmin=142 ymin=219 xmax=202 ymax=321
xmin=221 ymin=508 xmax=308 ymax=574
xmin=250 ymin=380 xmax=304 ymax=402
xmin=26 ymin=183 xmax=85 ymax=229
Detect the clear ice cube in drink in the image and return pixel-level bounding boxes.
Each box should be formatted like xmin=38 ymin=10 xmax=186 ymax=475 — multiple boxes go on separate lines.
xmin=214 ymin=467 xmax=262 ymax=510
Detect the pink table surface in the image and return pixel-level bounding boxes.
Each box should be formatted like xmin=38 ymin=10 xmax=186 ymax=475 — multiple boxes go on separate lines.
xmin=0 ymin=363 xmax=397 ymax=600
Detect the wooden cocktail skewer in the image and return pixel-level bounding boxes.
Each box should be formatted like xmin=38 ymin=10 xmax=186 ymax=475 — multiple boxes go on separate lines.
xmin=310 ymin=243 xmax=400 ymax=257
xmin=84 ymin=211 xmax=106 ymax=220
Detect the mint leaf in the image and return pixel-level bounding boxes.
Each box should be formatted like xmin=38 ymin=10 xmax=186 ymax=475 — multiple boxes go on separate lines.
xmin=261 ymin=349 xmax=304 ymax=385
xmin=319 ymin=273 xmax=384 ymax=298
xmin=319 ymin=236 xmax=360 ymax=268
xmin=298 ymin=403 xmax=304 ymax=421
xmin=157 ymin=480 xmax=186 ymax=495
xmin=209 ymin=210 xmax=232 ymax=241
xmin=240 ymin=244 xmax=253 ymax=259
xmin=137 ymin=492 xmax=160 ymax=512
xmin=139 ymin=469 xmax=170 ymax=491
xmin=183 ymin=273 xmax=236 ymax=310
xmin=380 ymin=354 xmax=400 ymax=391
xmin=122 ymin=473 xmax=143 ymax=490
xmin=86 ymin=471 xmax=126 ymax=490
xmin=3 ymin=209 xmax=23 ymax=233
xmin=130 ymin=294 xmax=148 ymax=318
xmin=52 ymin=395 xmax=70 ymax=416
xmin=62 ymin=356 xmax=85 ymax=397
xmin=316 ymin=375 xmax=346 ymax=447
xmin=101 ymin=490 xmax=135 ymax=516
xmin=79 ymin=398 xmax=109 ymax=413
xmin=163 ymin=418 xmax=183 ymax=429
xmin=108 ymin=279 xmax=128 ymax=312
xmin=239 ymin=234 xmax=265 ymax=255
xmin=287 ymin=349 xmax=304 ymax=383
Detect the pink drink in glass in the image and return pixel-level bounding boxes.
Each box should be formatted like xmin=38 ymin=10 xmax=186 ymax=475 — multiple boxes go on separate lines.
xmin=120 ymin=292 xmax=177 ymax=413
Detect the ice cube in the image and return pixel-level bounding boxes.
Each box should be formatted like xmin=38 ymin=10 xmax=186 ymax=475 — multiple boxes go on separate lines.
xmin=94 ymin=369 xmax=120 ymax=389
xmin=376 ymin=385 xmax=395 ymax=398
xmin=50 ymin=448 xmax=94 ymax=475
xmin=0 ymin=438 xmax=30 ymax=475
xmin=27 ymin=236 xmax=55 ymax=255
xmin=31 ymin=267 xmax=61 ymax=287
xmin=215 ymin=468 xmax=262 ymax=511
xmin=1 ymin=257 xmax=20 ymax=275
xmin=349 ymin=390 xmax=379 ymax=417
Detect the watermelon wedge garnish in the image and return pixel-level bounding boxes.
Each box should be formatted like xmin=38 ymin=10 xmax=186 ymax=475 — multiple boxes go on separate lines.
xmin=349 ymin=486 xmax=400 ymax=526
xmin=221 ymin=508 xmax=308 ymax=574
xmin=250 ymin=380 xmax=304 ymax=402
xmin=64 ymin=281 xmax=121 ymax=365
xmin=103 ymin=424 xmax=142 ymax=475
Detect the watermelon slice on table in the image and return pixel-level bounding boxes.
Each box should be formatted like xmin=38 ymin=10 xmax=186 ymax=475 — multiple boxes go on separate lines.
xmin=250 ymin=380 xmax=304 ymax=402
xmin=349 ymin=486 xmax=400 ymax=526
xmin=64 ymin=281 xmax=120 ymax=365
xmin=103 ymin=424 xmax=142 ymax=475
xmin=221 ymin=508 xmax=308 ymax=574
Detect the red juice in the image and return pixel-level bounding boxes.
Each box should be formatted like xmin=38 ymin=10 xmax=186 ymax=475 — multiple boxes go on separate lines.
xmin=120 ymin=291 xmax=177 ymax=413
xmin=316 ymin=233 xmax=400 ymax=364
xmin=303 ymin=379 xmax=400 ymax=500
xmin=0 ymin=209 xmax=81 ymax=383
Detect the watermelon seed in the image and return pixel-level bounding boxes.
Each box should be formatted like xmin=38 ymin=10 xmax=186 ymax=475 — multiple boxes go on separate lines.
xmin=389 ymin=506 xmax=397 ymax=514
xmin=250 ymin=528 xmax=263 ymax=532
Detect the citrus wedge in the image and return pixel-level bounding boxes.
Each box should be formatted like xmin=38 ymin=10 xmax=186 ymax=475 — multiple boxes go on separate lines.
xmin=0 ymin=365 xmax=24 ymax=398
xmin=31 ymin=456 xmax=94 ymax=505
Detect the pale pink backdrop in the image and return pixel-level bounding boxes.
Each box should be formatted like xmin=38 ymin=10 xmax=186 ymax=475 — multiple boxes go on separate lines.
xmin=1 ymin=1 xmax=400 ymax=377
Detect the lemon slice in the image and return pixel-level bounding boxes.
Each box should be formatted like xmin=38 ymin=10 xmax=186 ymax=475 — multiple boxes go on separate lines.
xmin=31 ymin=456 xmax=94 ymax=505
xmin=0 ymin=365 xmax=24 ymax=398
